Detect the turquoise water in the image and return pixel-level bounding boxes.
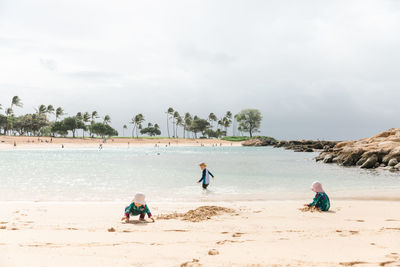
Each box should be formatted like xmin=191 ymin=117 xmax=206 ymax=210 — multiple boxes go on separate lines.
xmin=0 ymin=146 xmax=399 ymax=202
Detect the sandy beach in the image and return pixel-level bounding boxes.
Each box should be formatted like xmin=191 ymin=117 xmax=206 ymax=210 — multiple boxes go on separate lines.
xmin=1 ymin=200 xmax=399 ymax=266
xmin=0 ymin=136 xmax=241 ymax=150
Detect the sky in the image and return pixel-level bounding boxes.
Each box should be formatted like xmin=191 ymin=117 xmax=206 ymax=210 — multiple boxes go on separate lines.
xmin=1 ymin=0 xmax=400 ymax=140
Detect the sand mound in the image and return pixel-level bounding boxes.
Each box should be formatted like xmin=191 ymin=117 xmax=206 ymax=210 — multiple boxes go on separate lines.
xmin=299 ymin=206 xmax=321 ymax=213
xmin=157 ymin=206 xmax=235 ymax=222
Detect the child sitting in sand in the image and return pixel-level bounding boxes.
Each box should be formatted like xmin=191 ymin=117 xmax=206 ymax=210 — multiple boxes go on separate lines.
xmin=305 ymin=181 xmax=330 ymax=211
xmin=121 ymin=193 xmax=155 ymax=223
xmin=197 ymin=162 xmax=214 ymax=190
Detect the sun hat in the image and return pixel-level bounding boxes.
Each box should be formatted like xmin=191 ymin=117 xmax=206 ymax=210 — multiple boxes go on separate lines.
xmin=133 ymin=192 xmax=146 ymax=205
xmin=311 ymin=181 xmax=325 ymax=193
xmin=199 ymin=162 xmax=207 ymax=167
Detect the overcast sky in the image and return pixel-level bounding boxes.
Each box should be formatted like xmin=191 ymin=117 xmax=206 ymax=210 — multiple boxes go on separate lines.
xmin=1 ymin=0 xmax=400 ymax=140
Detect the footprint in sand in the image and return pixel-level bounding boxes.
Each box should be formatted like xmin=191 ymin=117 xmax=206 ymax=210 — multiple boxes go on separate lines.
xmin=232 ymin=232 xmax=245 ymax=238
xmin=385 ymin=219 xmax=400 ymax=222
xmin=0 ymin=226 xmax=6 ymax=230
xmin=339 ymin=261 xmax=367 ymax=266
xmin=221 ymin=232 xmax=229 ymax=234
xmin=164 ymin=229 xmax=188 ymax=232
xmin=336 ymin=230 xmax=359 ymax=236
xmin=107 ymin=227 xmax=116 ymax=232
xmin=180 ymin=258 xmax=201 ymax=267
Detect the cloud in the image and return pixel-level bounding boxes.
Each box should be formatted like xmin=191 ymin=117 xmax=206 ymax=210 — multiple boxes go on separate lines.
xmin=0 ymin=0 xmax=400 ymax=140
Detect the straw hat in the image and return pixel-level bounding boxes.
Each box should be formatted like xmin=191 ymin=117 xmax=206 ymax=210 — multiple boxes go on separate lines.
xmin=199 ymin=162 xmax=207 ymax=167
xmin=133 ymin=192 xmax=146 ymax=205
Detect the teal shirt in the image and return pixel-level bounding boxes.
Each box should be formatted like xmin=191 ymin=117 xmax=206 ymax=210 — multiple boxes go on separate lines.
xmin=309 ymin=192 xmax=330 ymax=211
xmin=125 ymin=202 xmax=151 ymax=216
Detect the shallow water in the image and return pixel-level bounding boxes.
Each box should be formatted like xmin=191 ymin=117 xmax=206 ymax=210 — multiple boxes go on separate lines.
xmin=0 ymin=146 xmax=399 ymax=202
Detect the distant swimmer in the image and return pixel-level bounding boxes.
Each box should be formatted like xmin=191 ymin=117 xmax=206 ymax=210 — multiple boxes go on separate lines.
xmin=13 ymin=141 xmax=16 ymax=147
xmin=197 ymin=162 xmax=215 ymax=190
xmin=61 ymin=144 xmax=64 ymax=149
xmin=99 ymin=143 xmax=103 ymax=150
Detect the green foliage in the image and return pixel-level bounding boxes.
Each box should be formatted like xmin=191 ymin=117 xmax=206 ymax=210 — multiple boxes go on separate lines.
xmin=140 ymin=123 xmax=161 ymax=136
xmin=221 ymin=136 xmax=250 ymax=142
xmin=190 ymin=117 xmax=210 ymax=137
xmin=90 ymin=122 xmax=118 ymax=138
xmin=235 ymin=109 xmax=263 ymax=137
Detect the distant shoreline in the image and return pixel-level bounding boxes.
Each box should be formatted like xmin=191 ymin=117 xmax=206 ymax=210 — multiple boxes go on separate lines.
xmin=0 ymin=135 xmax=242 ymax=150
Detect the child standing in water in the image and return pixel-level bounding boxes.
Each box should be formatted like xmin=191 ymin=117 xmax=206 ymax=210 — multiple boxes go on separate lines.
xmin=197 ymin=162 xmax=214 ymax=190
xmin=121 ymin=193 xmax=155 ymax=223
xmin=306 ymin=181 xmax=330 ymax=211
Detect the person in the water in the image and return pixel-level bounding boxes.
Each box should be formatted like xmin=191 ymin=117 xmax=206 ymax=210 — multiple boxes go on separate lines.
xmin=306 ymin=181 xmax=330 ymax=211
xmin=197 ymin=162 xmax=214 ymax=189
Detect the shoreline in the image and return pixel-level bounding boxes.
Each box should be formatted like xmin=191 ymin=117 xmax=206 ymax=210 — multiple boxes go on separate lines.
xmin=1 ymin=200 xmax=399 ymax=266
xmin=0 ymin=136 xmax=242 ymax=150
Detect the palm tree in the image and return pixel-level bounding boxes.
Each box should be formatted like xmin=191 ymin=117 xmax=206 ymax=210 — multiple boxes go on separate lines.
xmin=103 ymin=115 xmax=111 ymax=125
xmin=173 ymin=111 xmax=180 ymax=138
xmin=208 ymin=113 xmax=217 ymax=128
xmin=176 ymin=115 xmax=183 ymax=138
xmin=82 ymin=112 xmax=91 ymax=138
xmin=91 ymin=111 xmax=99 ymax=123
xmin=10 ymin=96 xmax=23 ymax=110
xmin=130 ymin=114 xmax=145 ymax=138
xmin=5 ymin=108 xmax=13 ymax=116
xmin=55 ymin=107 xmax=65 ymax=121
xmin=183 ymin=112 xmax=192 ymax=139
xmin=123 ymin=124 xmax=128 ymax=137
xmin=76 ymin=112 xmax=83 ymax=121
xmin=47 ymin=105 xmax=55 ymax=116
xmin=166 ymin=107 xmax=174 ymax=138
xmin=89 ymin=111 xmax=99 ymax=137
xmin=36 ymin=105 xmax=47 ymax=116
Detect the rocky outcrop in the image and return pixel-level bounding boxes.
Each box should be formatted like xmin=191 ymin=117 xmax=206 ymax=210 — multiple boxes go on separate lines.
xmin=274 ymin=140 xmax=339 ymax=152
xmin=242 ymin=137 xmax=278 ymax=147
xmin=315 ymin=128 xmax=400 ymax=171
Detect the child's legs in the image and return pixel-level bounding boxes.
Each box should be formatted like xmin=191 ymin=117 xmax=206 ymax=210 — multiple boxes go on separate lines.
xmin=139 ymin=212 xmax=146 ymax=219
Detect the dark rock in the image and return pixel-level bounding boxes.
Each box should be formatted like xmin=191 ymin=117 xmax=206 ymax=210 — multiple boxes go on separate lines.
xmin=361 ymin=154 xmax=378 ymax=169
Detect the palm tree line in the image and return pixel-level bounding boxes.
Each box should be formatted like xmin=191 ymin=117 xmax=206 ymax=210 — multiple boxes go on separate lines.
xmin=1 ymin=96 xmax=262 ymax=138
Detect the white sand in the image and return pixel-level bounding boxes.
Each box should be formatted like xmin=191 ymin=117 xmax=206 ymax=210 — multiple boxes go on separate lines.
xmin=1 ymin=200 xmax=400 ymax=266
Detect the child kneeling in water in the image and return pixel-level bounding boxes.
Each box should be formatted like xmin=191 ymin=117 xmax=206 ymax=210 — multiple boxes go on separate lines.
xmin=121 ymin=193 xmax=155 ymax=223
xmin=306 ymin=181 xmax=330 ymax=211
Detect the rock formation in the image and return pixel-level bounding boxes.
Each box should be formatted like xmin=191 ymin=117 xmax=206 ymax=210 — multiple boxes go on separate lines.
xmin=315 ymin=128 xmax=400 ymax=171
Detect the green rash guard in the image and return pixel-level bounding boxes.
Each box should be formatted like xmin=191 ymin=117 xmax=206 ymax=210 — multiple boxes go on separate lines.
xmin=125 ymin=202 xmax=152 ymax=217
xmin=308 ymin=192 xmax=330 ymax=211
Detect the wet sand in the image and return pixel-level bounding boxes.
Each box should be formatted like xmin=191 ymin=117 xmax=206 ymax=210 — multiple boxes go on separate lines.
xmin=1 ymin=200 xmax=399 ymax=266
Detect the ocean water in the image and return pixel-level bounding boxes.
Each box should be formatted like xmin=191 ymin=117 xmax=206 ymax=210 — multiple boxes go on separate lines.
xmin=0 ymin=146 xmax=399 ymax=202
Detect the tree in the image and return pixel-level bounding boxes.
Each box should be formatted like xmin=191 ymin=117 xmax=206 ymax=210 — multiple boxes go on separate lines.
xmin=55 ymin=107 xmax=65 ymax=121
xmin=11 ymin=96 xmax=23 ymax=110
xmin=235 ymin=109 xmax=262 ymax=138
xmin=103 ymin=115 xmax=111 ymax=125
xmin=208 ymin=113 xmax=217 ymax=128
xmin=166 ymin=107 xmax=174 ymax=138
xmin=63 ymin=117 xmax=79 ymax=138
xmin=90 ymin=123 xmax=118 ymax=138
xmin=190 ymin=117 xmax=210 ymax=138
xmin=47 ymin=105 xmax=55 ymax=116
xmin=140 ymin=123 xmax=161 ymax=136
xmin=51 ymin=121 xmax=68 ymax=136
xmin=123 ymin=124 xmax=128 ymax=136
xmin=90 ymin=111 xmax=99 ymax=137
xmin=130 ymin=114 xmax=145 ymax=138
xmin=36 ymin=105 xmax=47 ymax=116
xmin=173 ymin=111 xmax=180 ymax=137
xmin=183 ymin=112 xmax=192 ymax=139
